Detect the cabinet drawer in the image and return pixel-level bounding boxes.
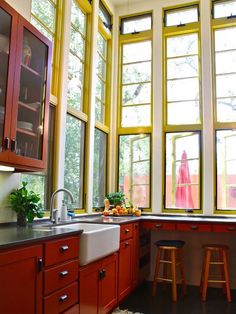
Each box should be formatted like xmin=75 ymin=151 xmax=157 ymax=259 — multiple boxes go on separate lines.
xmin=63 ymin=304 xmax=79 ymax=314
xmin=44 ymin=260 xmax=78 ymax=295
xmin=176 ymin=223 xmax=211 ymax=232
xmin=120 ymin=224 xmax=133 ymax=241
xmin=212 ymin=224 xmax=236 ymax=233
xmin=44 ymin=282 xmax=78 ymax=314
xmin=44 ymin=237 xmax=79 ymax=267
xmin=142 ymin=221 xmax=176 ymax=231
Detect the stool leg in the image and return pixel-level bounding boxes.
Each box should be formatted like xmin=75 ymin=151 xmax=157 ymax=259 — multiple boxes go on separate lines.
xmin=220 ymin=250 xmax=226 ymax=294
xmin=200 ymin=249 xmax=207 ymax=293
xmin=171 ymin=249 xmax=177 ymax=302
xmin=222 ymin=250 xmax=231 ymax=303
xmin=162 ymin=250 xmax=169 ymax=291
xmin=152 ymin=248 xmax=161 ymax=296
xmin=178 ymin=248 xmax=187 ymax=295
xmin=202 ymin=250 xmax=211 ymax=302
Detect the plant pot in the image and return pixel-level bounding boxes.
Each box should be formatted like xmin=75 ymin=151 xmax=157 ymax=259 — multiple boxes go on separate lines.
xmin=17 ymin=212 xmax=27 ymax=227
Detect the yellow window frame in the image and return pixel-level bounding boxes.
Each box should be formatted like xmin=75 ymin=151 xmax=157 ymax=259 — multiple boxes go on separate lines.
xmin=162 ymin=2 xmax=202 ymax=214
xmin=116 ymin=12 xmax=153 ymax=212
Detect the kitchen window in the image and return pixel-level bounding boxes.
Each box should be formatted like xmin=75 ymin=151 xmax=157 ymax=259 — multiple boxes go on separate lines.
xmin=163 ymin=3 xmax=202 ymax=213
xmin=213 ymin=0 xmax=236 ymax=211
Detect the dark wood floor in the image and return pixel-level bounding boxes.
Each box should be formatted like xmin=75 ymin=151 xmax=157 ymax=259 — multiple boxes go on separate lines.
xmin=120 ymin=282 xmax=236 ymax=314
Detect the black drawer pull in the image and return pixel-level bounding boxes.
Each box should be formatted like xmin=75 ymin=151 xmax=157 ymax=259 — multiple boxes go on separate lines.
xmin=60 ymin=245 xmax=69 ymax=252
xmin=60 ymin=270 xmax=69 ymax=277
xmin=191 ymin=225 xmax=198 ymax=230
xmin=125 ymin=242 xmax=129 ymax=247
xmin=59 ymin=294 xmax=68 ymax=302
xmin=155 ymin=224 xmax=162 ymax=228
xmin=4 ymin=137 xmax=9 ymax=150
xmin=125 ymin=229 xmax=130 ymax=234
xmin=11 ymin=138 xmax=16 ymax=152
xmin=227 ymin=227 xmax=235 ymax=231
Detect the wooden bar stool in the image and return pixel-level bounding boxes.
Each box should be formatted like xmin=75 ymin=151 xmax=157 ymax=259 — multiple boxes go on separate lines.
xmin=200 ymin=244 xmax=231 ymax=302
xmin=152 ymin=240 xmax=186 ymax=302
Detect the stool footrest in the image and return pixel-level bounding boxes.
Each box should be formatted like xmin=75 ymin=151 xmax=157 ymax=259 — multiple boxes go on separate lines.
xmin=209 ymin=261 xmax=224 ymax=265
xmin=157 ymin=277 xmax=172 ymax=282
xmin=208 ymin=280 xmax=226 ymax=283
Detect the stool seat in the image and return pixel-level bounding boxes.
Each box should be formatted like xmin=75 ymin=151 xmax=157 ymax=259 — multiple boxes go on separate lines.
xmin=152 ymin=240 xmax=186 ymax=302
xmin=155 ymin=240 xmax=185 ymax=248
xmin=202 ymin=244 xmax=229 ymax=251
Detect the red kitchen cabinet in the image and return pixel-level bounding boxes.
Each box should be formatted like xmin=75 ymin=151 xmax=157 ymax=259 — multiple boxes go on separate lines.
xmin=0 ymin=0 xmax=51 ymax=171
xmin=118 ymin=238 xmax=133 ymax=302
xmin=79 ymin=253 xmax=118 ymax=314
xmin=0 ymin=244 xmax=43 ymax=314
xmin=43 ymin=236 xmax=80 ymax=314
xmin=132 ymin=222 xmax=139 ymax=288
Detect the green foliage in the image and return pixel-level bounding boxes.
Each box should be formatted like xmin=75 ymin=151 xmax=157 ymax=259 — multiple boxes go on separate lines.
xmin=106 ymin=192 xmax=125 ymax=206
xmin=9 ymin=181 xmax=44 ymax=223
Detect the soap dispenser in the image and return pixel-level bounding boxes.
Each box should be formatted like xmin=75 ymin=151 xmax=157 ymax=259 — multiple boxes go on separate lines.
xmin=60 ymin=199 xmax=67 ymax=222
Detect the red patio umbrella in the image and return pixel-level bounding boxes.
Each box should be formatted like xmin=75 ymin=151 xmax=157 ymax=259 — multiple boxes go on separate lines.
xmin=175 ymin=150 xmax=194 ymax=209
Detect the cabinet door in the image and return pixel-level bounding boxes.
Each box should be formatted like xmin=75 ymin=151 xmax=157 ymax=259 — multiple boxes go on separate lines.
xmin=9 ymin=15 xmax=51 ymax=170
xmin=132 ymin=223 xmax=139 ymax=288
xmin=118 ymin=239 xmax=133 ymax=302
xmin=0 ymin=244 xmax=43 ymax=314
xmin=99 ymin=253 xmax=118 ymax=314
xmin=79 ymin=260 xmax=101 ymax=314
xmin=0 ymin=0 xmax=18 ymax=162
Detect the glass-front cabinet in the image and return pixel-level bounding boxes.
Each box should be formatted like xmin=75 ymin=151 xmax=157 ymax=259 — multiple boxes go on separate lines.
xmin=0 ymin=0 xmax=51 ymax=170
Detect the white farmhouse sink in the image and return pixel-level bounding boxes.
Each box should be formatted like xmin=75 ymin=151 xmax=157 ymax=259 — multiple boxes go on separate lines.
xmin=52 ymin=223 xmax=120 ymax=266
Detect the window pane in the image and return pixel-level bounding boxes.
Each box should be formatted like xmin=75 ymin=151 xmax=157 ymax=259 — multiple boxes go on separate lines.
xmin=97 ymin=54 xmax=106 ymax=80
xmin=31 ymin=17 xmax=53 ymax=40
xmin=67 ymin=53 xmax=83 ymax=110
xmin=215 ymin=28 xmax=236 ymax=52
xmin=215 ymin=51 xmax=236 ymax=74
xmin=70 ymin=28 xmax=85 ymax=60
xmin=123 ymin=61 xmax=151 ymax=84
xmin=97 ymin=33 xmax=106 ymax=59
xmin=168 ymin=101 xmax=200 ymax=125
xmin=99 ymin=1 xmax=111 ymax=30
xmin=167 ymin=33 xmax=198 ymax=58
xmin=119 ymin=134 xmax=151 ymax=208
xmin=216 ymin=74 xmax=236 ymax=98
xmin=216 ymin=98 xmax=236 ymax=122
xmin=165 ymin=132 xmax=200 ymax=210
xmin=214 ymin=0 xmax=236 ymax=19
xmin=93 ymin=129 xmax=107 ymax=208
xmin=96 ymin=78 xmax=105 ymax=102
xmin=123 ymin=41 xmax=151 ymax=63
xmin=122 ymin=83 xmax=151 ymax=106
xmin=121 ymin=14 xmax=152 ymax=34
xmin=71 ymin=0 xmax=86 ymax=35
xmin=165 ymin=6 xmax=198 ymax=26
xmin=64 ymin=115 xmax=85 ymax=208
xmin=122 ymin=105 xmax=151 ymax=127
xmin=21 ymin=106 xmax=55 ymax=212
xmin=167 ymin=56 xmax=198 ymax=79
xmin=167 ymin=78 xmax=199 ymax=102
xmin=31 ymin=0 xmax=55 ymax=33
xmin=216 ymin=130 xmax=236 ymax=210
xmin=95 ymin=99 xmax=104 ymax=123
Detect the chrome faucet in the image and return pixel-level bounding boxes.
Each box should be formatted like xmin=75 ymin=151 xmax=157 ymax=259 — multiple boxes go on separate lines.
xmin=49 ymin=188 xmax=74 ymax=223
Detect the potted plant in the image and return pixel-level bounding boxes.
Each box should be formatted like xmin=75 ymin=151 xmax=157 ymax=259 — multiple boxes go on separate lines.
xmin=8 ymin=181 xmax=44 ymax=226
xmin=105 ymin=191 xmax=125 ymax=207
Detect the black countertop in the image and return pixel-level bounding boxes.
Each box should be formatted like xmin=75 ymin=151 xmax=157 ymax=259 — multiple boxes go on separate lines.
xmin=1 ymin=214 xmax=236 ymax=250
xmin=0 ymin=224 xmax=83 ymax=250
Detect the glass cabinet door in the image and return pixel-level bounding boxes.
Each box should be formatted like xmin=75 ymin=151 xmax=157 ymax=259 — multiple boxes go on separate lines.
xmin=16 ymin=27 xmax=49 ymax=160
xmin=0 ymin=7 xmax=11 ymax=152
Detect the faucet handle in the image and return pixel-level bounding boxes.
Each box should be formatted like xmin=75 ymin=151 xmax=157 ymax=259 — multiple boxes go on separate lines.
xmin=52 ymin=209 xmax=59 ymax=224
